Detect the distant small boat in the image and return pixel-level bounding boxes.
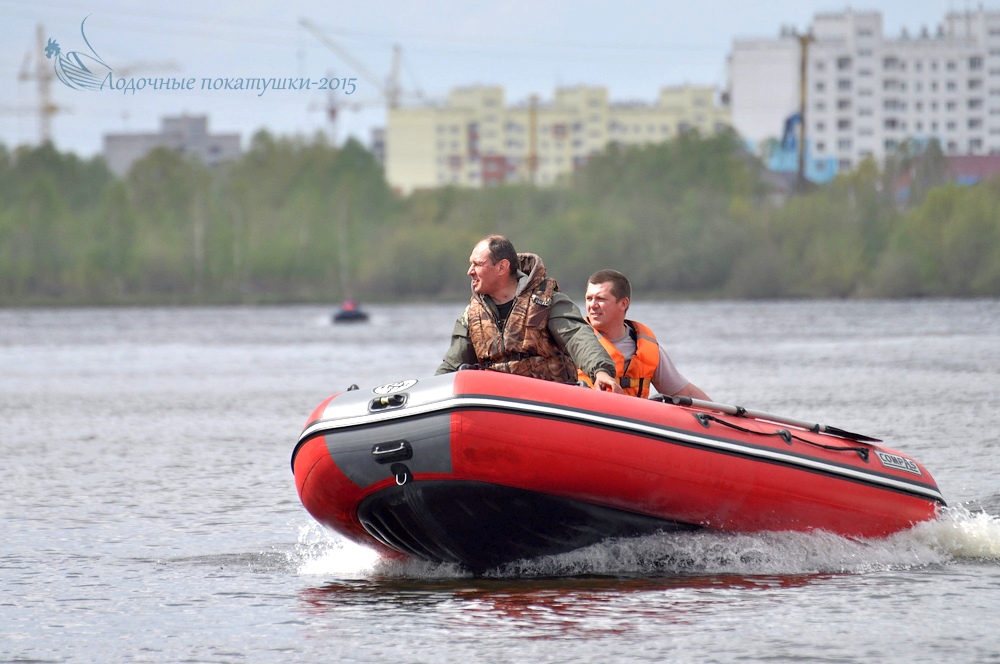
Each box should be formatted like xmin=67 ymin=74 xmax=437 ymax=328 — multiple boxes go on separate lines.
xmin=332 ymin=299 xmax=369 ymax=324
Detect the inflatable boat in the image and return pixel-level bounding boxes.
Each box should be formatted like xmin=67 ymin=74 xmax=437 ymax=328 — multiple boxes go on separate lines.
xmin=291 ymin=370 xmax=945 ymax=571
xmin=331 ymin=299 xmax=369 ymax=324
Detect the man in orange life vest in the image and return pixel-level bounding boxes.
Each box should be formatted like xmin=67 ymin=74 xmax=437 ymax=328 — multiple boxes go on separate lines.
xmin=437 ymin=235 xmax=622 ymax=394
xmin=578 ymin=269 xmax=710 ymax=400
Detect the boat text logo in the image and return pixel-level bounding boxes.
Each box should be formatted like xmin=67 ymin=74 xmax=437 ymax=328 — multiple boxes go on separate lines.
xmin=45 ymin=16 xmax=359 ymax=97
xmin=373 ymin=380 xmax=417 ymax=395
xmin=874 ymin=450 xmax=922 ymax=476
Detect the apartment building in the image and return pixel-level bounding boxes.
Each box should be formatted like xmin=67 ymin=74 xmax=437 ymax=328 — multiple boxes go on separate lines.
xmin=103 ymin=115 xmax=241 ymax=177
xmin=385 ymin=85 xmax=729 ymax=193
xmin=728 ymin=7 xmax=1000 ymax=173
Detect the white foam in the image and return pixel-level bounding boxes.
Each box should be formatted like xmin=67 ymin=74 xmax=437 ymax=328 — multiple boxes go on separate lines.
xmin=488 ymin=529 xmax=940 ymax=578
xmin=903 ymin=504 xmax=1000 ymax=561
xmin=294 ymin=523 xmax=380 ymax=577
xmin=293 ymin=507 xmax=1000 ymax=580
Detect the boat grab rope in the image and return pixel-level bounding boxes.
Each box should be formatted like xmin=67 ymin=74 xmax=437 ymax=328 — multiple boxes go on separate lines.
xmin=687 ymin=410 xmax=870 ymax=462
xmin=652 ymin=394 xmax=881 ymax=443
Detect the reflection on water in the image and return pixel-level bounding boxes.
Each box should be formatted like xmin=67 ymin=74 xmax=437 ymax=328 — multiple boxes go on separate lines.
xmin=297 ymin=573 xmax=821 ymax=636
xmin=287 ymin=504 xmax=1000 ymax=649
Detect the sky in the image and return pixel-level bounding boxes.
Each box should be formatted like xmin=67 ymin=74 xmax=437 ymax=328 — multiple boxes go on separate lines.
xmin=0 ymin=0 xmax=981 ymax=157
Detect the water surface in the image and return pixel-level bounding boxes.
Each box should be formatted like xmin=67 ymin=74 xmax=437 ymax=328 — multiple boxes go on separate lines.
xmin=2 ymin=300 xmax=999 ymax=662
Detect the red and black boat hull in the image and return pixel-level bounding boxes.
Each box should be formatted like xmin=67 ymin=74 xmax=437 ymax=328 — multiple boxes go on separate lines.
xmin=292 ymin=371 xmax=944 ymax=571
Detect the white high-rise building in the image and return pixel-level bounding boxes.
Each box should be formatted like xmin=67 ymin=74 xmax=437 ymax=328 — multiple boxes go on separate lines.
xmin=728 ymin=7 xmax=1000 ymax=172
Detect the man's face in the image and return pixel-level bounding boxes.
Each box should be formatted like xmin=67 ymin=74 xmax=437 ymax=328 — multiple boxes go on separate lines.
xmin=468 ymin=241 xmax=507 ymax=298
xmin=585 ymin=280 xmax=628 ymax=335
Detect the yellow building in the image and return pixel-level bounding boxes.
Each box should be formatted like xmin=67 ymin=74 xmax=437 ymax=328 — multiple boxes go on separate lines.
xmin=385 ymin=85 xmax=730 ymax=194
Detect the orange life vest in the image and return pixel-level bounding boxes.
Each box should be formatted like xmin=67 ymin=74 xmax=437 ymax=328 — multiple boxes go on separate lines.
xmin=577 ymin=319 xmax=660 ymax=397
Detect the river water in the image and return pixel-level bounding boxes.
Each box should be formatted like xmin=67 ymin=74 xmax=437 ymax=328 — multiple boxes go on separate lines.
xmin=2 ymin=300 xmax=999 ymax=663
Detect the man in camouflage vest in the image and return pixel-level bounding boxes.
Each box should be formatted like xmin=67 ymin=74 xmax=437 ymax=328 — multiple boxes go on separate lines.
xmin=437 ymin=235 xmax=621 ymax=393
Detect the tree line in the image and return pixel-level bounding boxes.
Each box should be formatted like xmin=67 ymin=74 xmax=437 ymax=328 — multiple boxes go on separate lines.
xmin=1 ymin=129 xmax=998 ymax=305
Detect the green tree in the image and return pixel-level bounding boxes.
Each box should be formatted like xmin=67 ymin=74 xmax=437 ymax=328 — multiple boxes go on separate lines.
xmin=126 ymin=148 xmax=212 ymax=295
xmin=909 ymin=138 xmax=948 ymax=207
xmin=0 ymin=172 xmax=68 ymax=298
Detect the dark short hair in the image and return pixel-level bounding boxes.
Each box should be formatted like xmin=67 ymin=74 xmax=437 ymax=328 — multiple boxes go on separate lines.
xmin=588 ymin=269 xmax=631 ymax=301
xmin=482 ymin=234 xmax=518 ymax=271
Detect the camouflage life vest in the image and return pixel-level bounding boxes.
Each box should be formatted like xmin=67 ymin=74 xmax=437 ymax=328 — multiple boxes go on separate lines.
xmin=466 ymin=254 xmax=577 ymax=384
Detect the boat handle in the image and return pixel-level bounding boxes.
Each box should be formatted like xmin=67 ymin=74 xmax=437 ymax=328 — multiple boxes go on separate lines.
xmin=371 ymin=439 xmax=412 ymax=464
xmin=369 ymin=394 xmax=407 ymax=411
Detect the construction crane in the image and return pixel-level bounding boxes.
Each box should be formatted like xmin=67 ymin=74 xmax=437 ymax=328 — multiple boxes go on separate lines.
xmin=299 ymin=18 xmax=403 ymax=109
xmin=14 ymin=24 xmax=59 ymax=143
xmin=796 ymin=31 xmax=815 ymax=189
xmin=14 ymin=22 xmax=178 ymax=146
xmin=307 ymin=70 xmax=385 ymax=143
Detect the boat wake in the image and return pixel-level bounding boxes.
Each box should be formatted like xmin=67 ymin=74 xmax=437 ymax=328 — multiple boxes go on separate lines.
xmin=293 ymin=505 xmax=1000 ymax=580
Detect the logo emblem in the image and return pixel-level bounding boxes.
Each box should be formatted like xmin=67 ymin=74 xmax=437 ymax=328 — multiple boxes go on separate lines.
xmin=874 ymin=450 xmax=922 ymax=476
xmin=372 ymin=379 xmax=417 ymax=395
xmin=47 ymin=15 xmax=113 ymax=91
